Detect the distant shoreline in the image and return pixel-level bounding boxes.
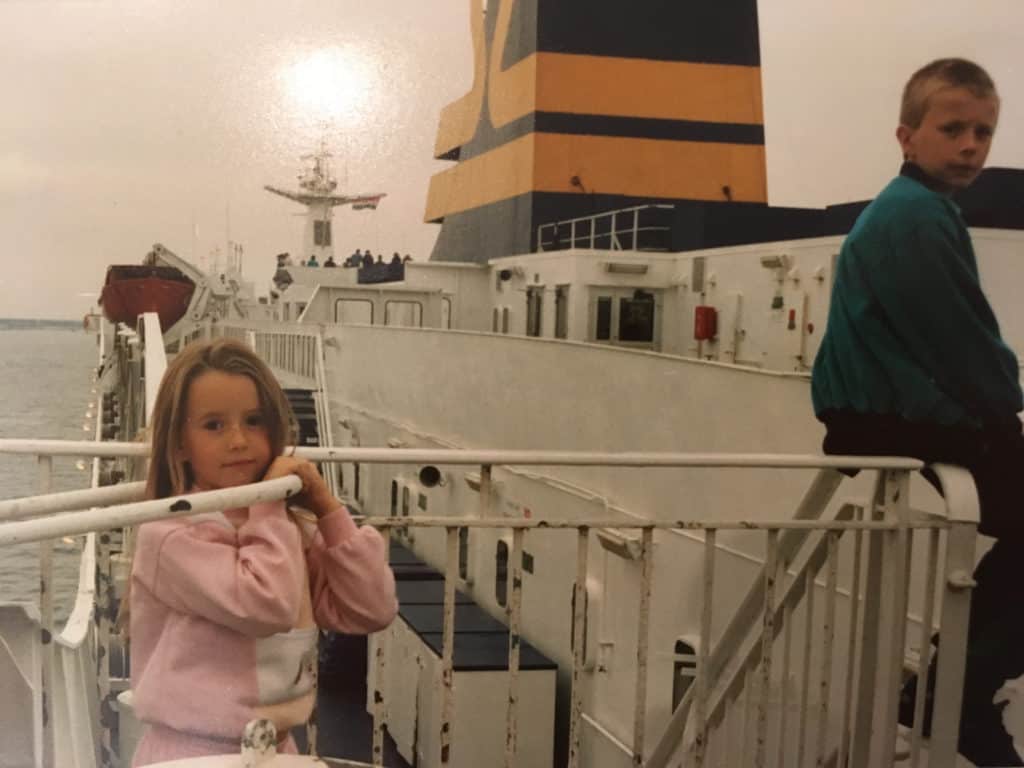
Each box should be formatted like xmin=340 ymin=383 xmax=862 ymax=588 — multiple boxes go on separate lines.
xmin=0 ymin=318 xmax=84 ymax=331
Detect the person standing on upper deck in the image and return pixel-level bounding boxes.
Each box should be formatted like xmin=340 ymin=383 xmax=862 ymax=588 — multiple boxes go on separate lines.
xmin=812 ymin=58 xmax=1024 ymax=766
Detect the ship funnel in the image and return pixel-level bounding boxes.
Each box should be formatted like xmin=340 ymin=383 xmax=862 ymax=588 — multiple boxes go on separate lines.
xmin=426 ymin=0 xmax=766 ymax=262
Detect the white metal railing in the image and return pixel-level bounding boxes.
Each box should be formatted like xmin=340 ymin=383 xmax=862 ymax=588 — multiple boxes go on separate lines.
xmin=0 ymin=477 xmax=301 ymax=547
xmin=0 ymin=482 xmax=146 ymax=522
xmin=247 ymin=328 xmax=319 ymax=382
xmin=0 ymin=443 xmax=978 ymax=768
xmin=536 ymin=204 xmax=675 ymax=252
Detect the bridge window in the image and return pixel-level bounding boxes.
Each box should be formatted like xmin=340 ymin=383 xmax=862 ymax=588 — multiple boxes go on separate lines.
xmin=314 ymin=220 xmax=332 ymax=246
xmin=335 ymin=299 xmax=373 ymax=324
xmin=442 ymin=297 xmax=452 ymax=329
xmin=390 ymin=480 xmax=398 ymax=516
xmin=385 ymin=300 xmax=423 ymax=327
xmin=502 ymin=307 xmax=510 ymax=334
xmin=619 ymin=290 xmax=655 ymax=342
xmin=592 ymin=290 xmax=658 ymax=347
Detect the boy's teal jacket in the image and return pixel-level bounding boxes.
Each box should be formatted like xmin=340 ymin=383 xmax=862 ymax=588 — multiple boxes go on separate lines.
xmin=811 ymin=169 xmax=1022 ymax=429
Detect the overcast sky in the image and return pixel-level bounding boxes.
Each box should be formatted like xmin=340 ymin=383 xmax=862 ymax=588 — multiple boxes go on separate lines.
xmin=1 ymin=0 xmax=1021 ymax=320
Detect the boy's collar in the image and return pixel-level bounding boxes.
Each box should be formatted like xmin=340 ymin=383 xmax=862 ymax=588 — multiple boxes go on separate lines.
xmin=899 ymin=161 xmax=952 ymax=195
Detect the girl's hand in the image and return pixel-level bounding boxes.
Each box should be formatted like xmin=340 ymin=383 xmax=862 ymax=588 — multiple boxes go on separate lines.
xmin=264 ymin=456 xmax=339 ymax=519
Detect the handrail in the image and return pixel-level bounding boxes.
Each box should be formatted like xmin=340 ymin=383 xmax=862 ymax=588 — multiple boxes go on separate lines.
xmin=0 ymin=444 xmax=976 ymax=768
xmin=0 ymin=440 xmax=925 ymax=471
xmin=313 ymin=332 xmax=340 ymax=499
xmin=644 ymin=463 xmax=979 ymax=768
xmin=644 ymin=468 xmax=845 ymax=768
xmin=0 ymin=477 xmax=301 ymax=547
xmin=0 ymin=481 xmax=146 ymax=522
xmin=536 ymin=203 xmax=675 ymax=252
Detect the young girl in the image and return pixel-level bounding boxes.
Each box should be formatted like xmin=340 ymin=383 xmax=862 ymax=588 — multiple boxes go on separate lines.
xmin=127 ymin=338 xmax=397 ymax=766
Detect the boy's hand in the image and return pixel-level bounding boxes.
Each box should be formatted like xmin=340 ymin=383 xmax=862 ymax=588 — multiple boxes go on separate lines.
xmin=264 ymin=456 xmax=338 ymax=519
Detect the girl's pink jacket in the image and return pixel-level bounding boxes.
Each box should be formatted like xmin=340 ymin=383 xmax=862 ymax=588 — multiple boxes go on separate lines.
xmin=129 ymin=501 xmax=397 ymax=742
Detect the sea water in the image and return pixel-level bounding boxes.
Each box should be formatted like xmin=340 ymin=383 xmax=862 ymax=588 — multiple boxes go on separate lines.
xmin=0 ymin=326 xmax=98 ymax=624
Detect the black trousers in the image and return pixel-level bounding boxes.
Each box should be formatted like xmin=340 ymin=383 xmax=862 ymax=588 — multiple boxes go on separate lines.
xmin=821 ymin=410 xmax=1024 ymax=765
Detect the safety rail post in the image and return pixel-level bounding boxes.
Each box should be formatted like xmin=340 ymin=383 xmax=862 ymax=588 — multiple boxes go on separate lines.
xmin=567 ymin=526 xmax=590 ymax=768
xmin=816 ymin=531 xmax=840 ymax=764
xmin=755 ymin=528 xmax=780 ymax=768
xmin=693 ymin=529 xmax=716 ymax=767
xmin=632 ymin=527 xmax=654 ymax=765
xmin=923 ymin=464 xmax=979 ymax=768
xmin=371 ymin=524 xmax=391 ymax=768
xmin=37 ymin=454 xmax=55 ymax=768
xmin=478 ymin=464 xmax=492 ymax=518
xmin=909 ymin=526 xmax=942 ymax=767
xmin=439 ymin=526 xmax=459 ymax=765
xmin=836 ymin=504 xmax=864 ymax=768
xmin=850 ymin=469 xmax=912 ymax=767
xmin=505 ymin=527 xmax=525 ymax=768
xmin=314 ymin=332 xmax=340 ymax=500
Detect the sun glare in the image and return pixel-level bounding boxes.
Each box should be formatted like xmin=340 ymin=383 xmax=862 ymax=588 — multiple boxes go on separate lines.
xmin=282 ymin=47 xmax=371 ymax=121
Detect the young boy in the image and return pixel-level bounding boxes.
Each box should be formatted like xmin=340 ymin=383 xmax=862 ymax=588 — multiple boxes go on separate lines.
xmin=812 ymin=58 xmax=1024 ymax=766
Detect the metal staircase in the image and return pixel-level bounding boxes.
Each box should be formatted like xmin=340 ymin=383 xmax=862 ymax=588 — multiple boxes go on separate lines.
xmin=283 ymin=386 xmax=340 ymax=500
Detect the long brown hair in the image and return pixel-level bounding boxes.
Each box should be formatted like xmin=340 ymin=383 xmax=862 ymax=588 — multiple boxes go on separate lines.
xmin=118 ymin=338 xmax=296 ymax=637
xmin=146 ymin=337 xmax=296 ymax=499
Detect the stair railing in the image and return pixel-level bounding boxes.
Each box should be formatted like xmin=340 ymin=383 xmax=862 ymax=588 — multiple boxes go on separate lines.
xmin=645 ymin=463 xmax=979 ymax=768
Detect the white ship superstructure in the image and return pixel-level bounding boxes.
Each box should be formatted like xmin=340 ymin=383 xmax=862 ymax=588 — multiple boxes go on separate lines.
xmin=3 ymin=196 xmax=1023 ymax=765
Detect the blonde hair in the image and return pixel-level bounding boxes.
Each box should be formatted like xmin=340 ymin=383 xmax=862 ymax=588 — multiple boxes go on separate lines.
xmin=900 ymin=58 xmax=998 ymax=129
xmin=146 ymin=337 xmax=296 ymax=500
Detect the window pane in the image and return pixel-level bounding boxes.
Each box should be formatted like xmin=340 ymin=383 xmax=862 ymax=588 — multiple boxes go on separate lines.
xmin=619 ymin=292 xmax=655 ymax=342
xmin=335 ymin=299 xmax=373 ymax=324
xmin=595 ymin=296 xmax=612 ymax=340
xmin=384 ymin=301 xmax=423 ymax=327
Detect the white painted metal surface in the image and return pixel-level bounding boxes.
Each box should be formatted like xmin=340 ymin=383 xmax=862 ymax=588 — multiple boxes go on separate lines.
xmin=0 ymin=477 xmax=301 ymax=546
xmin=141 ymin=312 xmax=167 ymax=424
xmin=0 ymin=482 xmax=145 ymax=522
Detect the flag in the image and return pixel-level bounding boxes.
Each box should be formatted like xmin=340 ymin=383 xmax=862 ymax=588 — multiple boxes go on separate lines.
xmin=352 ymin=195 xmax=383 ymax=211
